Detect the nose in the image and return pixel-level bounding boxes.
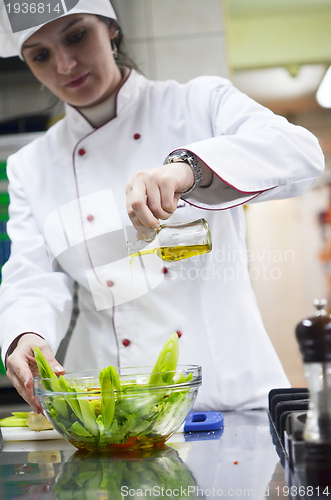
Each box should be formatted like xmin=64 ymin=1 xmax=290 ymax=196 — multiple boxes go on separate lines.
xmin=55 ymin=48 xmax=77 ymax=74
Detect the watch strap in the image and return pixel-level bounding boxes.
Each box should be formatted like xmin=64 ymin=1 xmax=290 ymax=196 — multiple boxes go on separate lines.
xmin=163 ymin=150 xmax=203 ymax=195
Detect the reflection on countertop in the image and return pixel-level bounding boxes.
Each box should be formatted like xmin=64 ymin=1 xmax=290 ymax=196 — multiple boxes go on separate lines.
xmin=0 ymin=410 xmax=285 ymax=500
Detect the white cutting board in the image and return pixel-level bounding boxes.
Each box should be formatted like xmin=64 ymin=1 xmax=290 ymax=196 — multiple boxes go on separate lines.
xmin=2 ymin=427 xmax=64 ymax=441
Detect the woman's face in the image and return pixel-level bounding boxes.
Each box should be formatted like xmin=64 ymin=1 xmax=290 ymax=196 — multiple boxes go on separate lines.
xmin=22 ymin=14 xmax=122 ymax=108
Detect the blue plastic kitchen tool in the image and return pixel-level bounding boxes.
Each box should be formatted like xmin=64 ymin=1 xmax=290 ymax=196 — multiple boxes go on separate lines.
xmin=184 ymin=411 xmax=223 ymax=432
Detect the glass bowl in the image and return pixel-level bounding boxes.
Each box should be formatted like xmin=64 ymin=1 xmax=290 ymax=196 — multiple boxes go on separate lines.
xmin=34 ymin=365 xmax=202 ymax=452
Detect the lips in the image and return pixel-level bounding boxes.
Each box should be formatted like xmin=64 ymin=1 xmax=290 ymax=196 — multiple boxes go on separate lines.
xmin=65 ymin=72 xmax=90 ymax=88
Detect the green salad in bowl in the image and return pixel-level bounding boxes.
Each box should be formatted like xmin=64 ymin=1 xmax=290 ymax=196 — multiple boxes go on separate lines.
xmin=33 ymin=333 xmax=202 ymax=452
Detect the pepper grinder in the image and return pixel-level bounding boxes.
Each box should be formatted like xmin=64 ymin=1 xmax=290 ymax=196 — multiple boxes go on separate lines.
xmin=295 ymin=299 xmax=331 ymax=486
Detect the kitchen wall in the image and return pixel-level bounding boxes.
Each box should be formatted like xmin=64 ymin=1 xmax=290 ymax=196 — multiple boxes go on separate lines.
xmin=111 ymin=0 xmax=229 ymax=82
xmin=245 ymin=189 xmax=327 ymax=388
xmin=243 ymin=94 xmax=331 ymax=388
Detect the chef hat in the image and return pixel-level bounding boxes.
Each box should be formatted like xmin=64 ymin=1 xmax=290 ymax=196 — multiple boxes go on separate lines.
xmin=0 ymin=0 xmax=117 ymax=58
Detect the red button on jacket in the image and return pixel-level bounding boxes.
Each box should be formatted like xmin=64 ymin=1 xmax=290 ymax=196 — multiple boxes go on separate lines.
xmin=107 ymin=280 xmax=114 ymax=287
xmin=123 ymin=339 xmax=130 ymax=347
xmin=87 ymin=215 xmax=94 ymax=222
xmin=78 ymin=148 xmax=86 ymax=156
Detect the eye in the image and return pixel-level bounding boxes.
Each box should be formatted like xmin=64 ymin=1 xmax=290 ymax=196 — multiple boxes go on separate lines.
xmin=33 ymin=50 xmax=49 ymax=62
xmin=67 ymin=30 xmax=86 ymax=45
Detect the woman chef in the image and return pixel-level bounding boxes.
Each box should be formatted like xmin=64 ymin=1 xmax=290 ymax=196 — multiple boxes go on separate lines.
xmin=0 ymin=0 xmax=324 ymax=413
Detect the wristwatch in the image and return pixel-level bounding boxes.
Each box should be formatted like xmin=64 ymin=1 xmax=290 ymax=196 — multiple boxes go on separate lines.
xmin=163 ymin=149 xmax=203 ymax=195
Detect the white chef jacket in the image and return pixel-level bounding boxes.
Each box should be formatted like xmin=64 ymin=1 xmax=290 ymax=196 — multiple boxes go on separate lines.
xmin=0 ymin=70 xmax=324 ymax=410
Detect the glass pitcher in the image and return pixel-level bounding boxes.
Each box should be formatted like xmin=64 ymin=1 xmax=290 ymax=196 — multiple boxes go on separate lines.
xmin=127 ymin=218 xmax=212 ymax=263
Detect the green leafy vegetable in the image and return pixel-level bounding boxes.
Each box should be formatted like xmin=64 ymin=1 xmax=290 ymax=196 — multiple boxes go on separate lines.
xmin=148 ymin=332 xmax=179 ymax=386
xmin=0 ymin=411 xmax=54 ymax=430
xmin=0 ymin=412 xmax=29 ymax=427
xmin=33 ymin=333 xmax=197 ymax=451
xmin=99 ymin=366 xmax=116 ymax=430
xmin=34 ymin=347 xmax=69 ymax=419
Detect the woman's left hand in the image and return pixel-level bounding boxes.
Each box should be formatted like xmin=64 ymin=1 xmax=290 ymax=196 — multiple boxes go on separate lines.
xmin=125 ymin=162 xmax=194 ymax=235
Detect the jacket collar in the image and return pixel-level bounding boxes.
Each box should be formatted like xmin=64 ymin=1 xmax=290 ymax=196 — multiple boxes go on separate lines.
xmin=63 ymin=69 xmax=143 ymax=137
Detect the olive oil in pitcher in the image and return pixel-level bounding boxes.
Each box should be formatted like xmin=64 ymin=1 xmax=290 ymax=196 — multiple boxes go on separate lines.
xmin=128 ymin=218 xmax=212 ymax=263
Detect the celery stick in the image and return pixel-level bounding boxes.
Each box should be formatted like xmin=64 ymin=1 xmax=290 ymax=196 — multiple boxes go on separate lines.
xmin=34 ymin=347 xmax=71 ymax=420
xmin=58 ymin=376 xmax=83 ymax=422
xmin=50 ymin=396 xmax=70 ymax=420
xmin=174 ymin=373 xmax=186 ymax=384
xmin=71 ymin=381 xmax=99 ymax=438
xmin=34 ymin=347 xmax=61 ymax=391
xmin=148 ymin=332 xmax=179 ymax=386
xmin=99 ymin=367 xmax=115 ymax=430
xmin=68 ymin=421 xmax=93 ymax=438
xmin=12 ymin=412 xmax=29 ymax=418
xmin=0 ymin=416 xmax=28 ymax=427
xmin=109 ymin=365 xmax=121 ymax=402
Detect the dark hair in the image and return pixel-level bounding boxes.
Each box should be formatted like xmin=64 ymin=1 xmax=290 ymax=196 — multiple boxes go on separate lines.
xmin=97 ymin=16 xmax=140 ymax=73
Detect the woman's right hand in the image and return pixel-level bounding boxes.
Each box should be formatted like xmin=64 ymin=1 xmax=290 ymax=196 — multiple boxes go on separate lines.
xmin=6 ymin=334 xmax=65 ymax=413
xmin=125 ymin=162 xmax=194 ymax=236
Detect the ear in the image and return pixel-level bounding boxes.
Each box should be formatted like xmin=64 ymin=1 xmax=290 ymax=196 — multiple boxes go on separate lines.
xmin=108 ymin=21 xmax=119 ymax=40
